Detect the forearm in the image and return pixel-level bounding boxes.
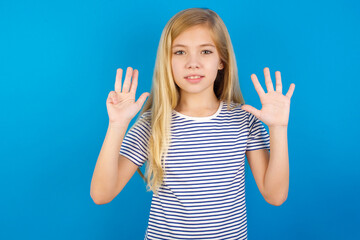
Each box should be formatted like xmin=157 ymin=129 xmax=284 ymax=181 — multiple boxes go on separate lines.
xmin=264 ymin=126 xmax=289 ymax=205
xmin=90 ymin=122 xmax=129 ymax=203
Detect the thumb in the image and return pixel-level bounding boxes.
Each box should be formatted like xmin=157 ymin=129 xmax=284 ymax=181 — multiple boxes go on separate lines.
xmin=107 ymin=91 xmax=117 ymax=104
xmin=136 ymin=92 xmax=150 ymax=108
xmin=241 ymin=104 xmax=261 ymax=119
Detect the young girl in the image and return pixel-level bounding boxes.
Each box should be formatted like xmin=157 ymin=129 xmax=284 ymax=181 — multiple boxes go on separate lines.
xmin=91 ymin=7 xmax=295 ymax=240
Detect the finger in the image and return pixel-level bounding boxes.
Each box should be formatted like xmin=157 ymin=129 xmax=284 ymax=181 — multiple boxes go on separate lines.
xmin=129 ymin=69 xmax=139 ymax=94
xmin=241 ymin=104 xmax=261 ymax=119
xmin=106 ymin=92 xmax=112 ymax=104
xmin=115 ymin=68 xmax=123 ymax=93
xmin=251 ymin=74 xmax=265 ymax=97
xmin=136 ymin=92 xmax=150 ymax=109
xmin=275 ymin=71 xmax=282 ymax=93
xmin=285 ymin=83 xmax=295 ymax=99
xmin=112 ymin=92 xmax=118 ymax=104
xmin=122 ymin=67 xmax=133 ymax=93
xmin=107 ymin=91 xmax=117 ymax=104
xmin=264 ymin=67 xmax=274 ymax=92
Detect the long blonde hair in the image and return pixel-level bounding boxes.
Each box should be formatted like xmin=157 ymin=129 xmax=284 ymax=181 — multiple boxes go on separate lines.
xmin=134 ymin=7 xmax=245 ymax=196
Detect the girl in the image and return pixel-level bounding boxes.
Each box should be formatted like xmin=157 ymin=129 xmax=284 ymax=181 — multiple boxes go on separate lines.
xmin=90 ymin=7 xmax=295 ymax=240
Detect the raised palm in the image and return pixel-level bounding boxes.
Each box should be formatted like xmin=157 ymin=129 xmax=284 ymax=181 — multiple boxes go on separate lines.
xmin=106 ymin=67 xmax=150 ymax=126
xmin=241 ymin=67 xmax=295 ymax=127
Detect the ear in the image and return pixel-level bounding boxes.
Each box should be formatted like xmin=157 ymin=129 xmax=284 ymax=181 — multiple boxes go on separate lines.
xmin=218 ymin=62 xmax=224 ymax=70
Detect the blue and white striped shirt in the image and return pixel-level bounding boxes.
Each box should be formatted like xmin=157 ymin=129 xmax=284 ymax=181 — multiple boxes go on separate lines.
xmin=120 ymin=100 xmax=270 ymax=240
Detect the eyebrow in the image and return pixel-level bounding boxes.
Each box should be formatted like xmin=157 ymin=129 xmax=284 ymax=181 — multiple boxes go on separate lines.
xmin=172 ymin=43 xmax=216 ymax=48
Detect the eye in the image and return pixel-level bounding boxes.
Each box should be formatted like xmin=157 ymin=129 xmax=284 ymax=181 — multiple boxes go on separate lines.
xmin=174 ymin=50 xmax=185 ymax=55
xmin=202 ymin=50 xmax=212 ymax=54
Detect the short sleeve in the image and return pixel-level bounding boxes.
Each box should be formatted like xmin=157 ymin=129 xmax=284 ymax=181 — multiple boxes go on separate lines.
xmin=246 ymin=112 xmax=270 ymax=152
xmin=119 ymin=111 xmax=151 ymax=167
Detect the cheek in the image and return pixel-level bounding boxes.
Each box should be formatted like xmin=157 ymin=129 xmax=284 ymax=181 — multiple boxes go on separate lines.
xmin=171 ymin=59 xmax=181 ymax=77
xmin=208 ymin=59 xmax=221 ymax=74
xmin=171 ymin=59 xmax=181 ymax=86
xmin=171 ymin=59 xmax=176 ymax=73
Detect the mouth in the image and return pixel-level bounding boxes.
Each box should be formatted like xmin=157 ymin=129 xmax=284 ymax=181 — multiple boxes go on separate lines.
xmin=184 ymin=75 xmax=204 ymax=83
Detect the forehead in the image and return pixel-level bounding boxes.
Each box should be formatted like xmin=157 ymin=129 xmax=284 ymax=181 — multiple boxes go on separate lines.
xmin=172 ymin=25 xmax=215 ymax=46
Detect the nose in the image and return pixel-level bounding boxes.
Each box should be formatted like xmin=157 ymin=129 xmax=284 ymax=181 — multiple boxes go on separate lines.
xmin=185 ymin=53 xmax=200 ymax=69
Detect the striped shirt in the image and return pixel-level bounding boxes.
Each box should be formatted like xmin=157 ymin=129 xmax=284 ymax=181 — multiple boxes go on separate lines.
xmin=120 ymin=100 xmax=270 ymax=240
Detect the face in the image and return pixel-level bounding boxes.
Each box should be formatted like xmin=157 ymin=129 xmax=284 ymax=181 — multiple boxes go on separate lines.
xmin=171 ymin=25 xmax=224 ymax=97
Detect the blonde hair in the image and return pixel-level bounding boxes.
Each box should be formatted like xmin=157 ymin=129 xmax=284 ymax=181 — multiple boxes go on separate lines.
xmin=134 ymin=7 xmax=245 ymax=196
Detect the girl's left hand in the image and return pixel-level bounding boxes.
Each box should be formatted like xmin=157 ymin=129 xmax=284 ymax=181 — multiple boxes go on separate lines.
xmin=241 ymin=67 xmax=295 ymax=127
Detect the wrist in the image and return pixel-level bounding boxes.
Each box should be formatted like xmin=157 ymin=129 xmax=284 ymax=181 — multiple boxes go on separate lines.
xmin=108 ymin=121 xmax=130 ymax=130
xmin=269 ymin=125 xmax=288 ymax=132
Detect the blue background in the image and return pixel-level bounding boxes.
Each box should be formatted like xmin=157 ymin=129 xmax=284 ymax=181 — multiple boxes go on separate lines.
xmin=1 ymin=0 xmax=359 ymax=239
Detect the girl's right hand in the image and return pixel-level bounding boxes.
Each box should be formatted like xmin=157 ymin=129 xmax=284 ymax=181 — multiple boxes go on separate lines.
xmin=106 ymin=67 xmax=150 ymax=126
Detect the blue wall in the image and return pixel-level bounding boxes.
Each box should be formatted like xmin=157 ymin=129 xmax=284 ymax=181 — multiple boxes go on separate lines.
xmin=1 ymin=0 xmax=359 ymax=239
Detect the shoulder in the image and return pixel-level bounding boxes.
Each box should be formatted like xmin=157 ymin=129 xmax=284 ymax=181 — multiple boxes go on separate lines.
xmin=139 ymin=109 xmax=152 ymax=123
xmin=129 ymin=109 xmax=152 ymax=134
xmin=223 ymin=100 xmax=248 ymax=117
xmin=222 ymin=101 xmax=260 ymax=129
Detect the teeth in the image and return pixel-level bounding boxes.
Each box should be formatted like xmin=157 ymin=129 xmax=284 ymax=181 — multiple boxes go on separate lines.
xmin=187 ymin=76 xmax=202 ymax=79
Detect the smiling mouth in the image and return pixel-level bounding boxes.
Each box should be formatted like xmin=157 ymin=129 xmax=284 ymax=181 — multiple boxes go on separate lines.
xmin=184 ymin=76 xmax=204 ymax=83
xmin=184 ymin=75 xmax=204 ymax=79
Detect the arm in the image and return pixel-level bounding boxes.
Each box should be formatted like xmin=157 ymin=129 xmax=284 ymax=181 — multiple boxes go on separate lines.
xmin=246 ymin=126 xmax=289 ymax=206
xmin=242 ymin=67 xmax=295 ymax=206
xmin=90 ymin=123 xmax=138 ymax=205
xmin=91 ymin=67 xmax=150 ymax=205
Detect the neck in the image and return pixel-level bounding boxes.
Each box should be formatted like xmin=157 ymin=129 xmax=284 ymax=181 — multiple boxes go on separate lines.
xmin=175 ymin=93 xmax=220 ymax=113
